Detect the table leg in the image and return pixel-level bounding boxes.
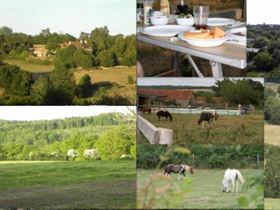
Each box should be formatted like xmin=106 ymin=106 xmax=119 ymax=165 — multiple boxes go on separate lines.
xmin=186 ymin=55 xmax=204 ymax=77
xmin=210 ymin=61 xmax=223 ymax=77
xmin=174 ymin=52 xmax=181 ymax=76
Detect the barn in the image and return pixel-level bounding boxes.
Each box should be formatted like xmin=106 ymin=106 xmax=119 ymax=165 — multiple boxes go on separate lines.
xmin=138 ymin=88 xmax=195 ymax=108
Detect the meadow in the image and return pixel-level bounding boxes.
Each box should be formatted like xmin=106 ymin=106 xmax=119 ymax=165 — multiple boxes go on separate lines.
xmin=140 ymin=113 xmax=264 ymax=144
xmin=3 ymin=58 xmax=54 ymax=73
xmin=137 ymin=169 xmax=263 ymax=209
xmin=265 ymin=124 xmax=280 ymax=145
xmin=265 ymin=198 xmax=280 ymax=209
xmin=0 ymin=160 xmax=136 ymax=209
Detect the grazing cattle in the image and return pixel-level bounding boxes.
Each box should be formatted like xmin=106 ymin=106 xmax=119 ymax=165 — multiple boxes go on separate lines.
xmin=164 ymin=164 xmax=194 ymax=180
xmin=157 ymin=110 xmax=173 ymax=121
xmin=222 ymin=169 xmax=245 ymax=193
xmin=198 ymin=111 xmax=218 ymax=128
xmin=83 ymin=149 xmax=100 ymax=160
xmin=66 ymin=149 xmax=78 ymax=161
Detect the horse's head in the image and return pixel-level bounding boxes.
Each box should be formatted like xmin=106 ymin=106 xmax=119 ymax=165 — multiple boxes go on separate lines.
xmin=222 ymin=178 xmax=227 ymax=192
xmin=185 ymin=165 xmax=194 ymax=174
xmin=169 ymin=114 xmax=173 ymax=121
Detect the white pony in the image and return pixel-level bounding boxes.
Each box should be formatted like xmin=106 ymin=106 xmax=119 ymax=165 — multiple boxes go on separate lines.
xmin=66 ymin=149 xmax=78 ymax=160
xmin=222 ymin=168 xmax=245 ymax=193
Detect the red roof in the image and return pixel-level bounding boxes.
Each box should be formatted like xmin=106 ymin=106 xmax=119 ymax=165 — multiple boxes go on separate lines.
xmin=138 ymin=89 xmax=193 ymax=100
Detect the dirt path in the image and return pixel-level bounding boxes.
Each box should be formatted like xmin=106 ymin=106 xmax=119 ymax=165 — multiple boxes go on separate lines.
xmin=0 ymin=180 xmax=136 ymax=209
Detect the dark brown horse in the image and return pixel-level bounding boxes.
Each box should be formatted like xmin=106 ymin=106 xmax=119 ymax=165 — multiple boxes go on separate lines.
xmin=164 ymin=164 xmax=194 ymax=180
xmin=157 ymin=110 xmax=173 ymax=121
xmin=198 ymin=111 xmax=218 ymax=127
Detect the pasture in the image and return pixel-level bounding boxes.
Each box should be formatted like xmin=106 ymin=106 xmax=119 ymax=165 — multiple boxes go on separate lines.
xmin=265 ymin=124 xmax=280 ymax=145
xmin=137 ymin=169 xmax=263 ymax=209
xmin=140 ymin=113 xmax=263 ymax=144
xmin=265 ymin=198 xmax=280 ymax=209
xmin=0 ymin=160 xmax=136 ymax=209
xmin=3 ymin=58 xmax=54 ymax=73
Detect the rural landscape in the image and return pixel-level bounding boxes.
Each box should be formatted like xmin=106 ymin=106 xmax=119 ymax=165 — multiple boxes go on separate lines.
xmin=138 ymin=78 xmax=264 ymax=144
xmin=0 ymin=107 xmax=136 ymax=208
xmin=264 ymin=81 xmax=280 ymax=209
xmin=247 ymin=24 xmax=280 ymax=78
xmin=0 ymin=26 xmax=136 ymax=105
xmin=137 ymin=144 xmax=264 ymax=209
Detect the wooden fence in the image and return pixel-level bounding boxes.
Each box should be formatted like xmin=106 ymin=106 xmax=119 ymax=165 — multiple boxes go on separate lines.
xmin=137 ymin=115 xmax=173 ymax=145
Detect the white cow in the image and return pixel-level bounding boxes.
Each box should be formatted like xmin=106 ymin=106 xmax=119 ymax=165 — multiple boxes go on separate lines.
xmin=66 ymin=149 xmax=78 ymax=160
xmin=83 ymin=149 xmax=100 ymax=160
xmin=222 ymin=168 xmax=245 ymax=193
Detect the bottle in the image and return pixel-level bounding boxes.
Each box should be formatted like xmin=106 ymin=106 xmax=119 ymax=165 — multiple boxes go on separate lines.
xmin=144 ymin=1 xmax=153 ymax=25
xmin=160 ymin=0 xmax=170 ymax=16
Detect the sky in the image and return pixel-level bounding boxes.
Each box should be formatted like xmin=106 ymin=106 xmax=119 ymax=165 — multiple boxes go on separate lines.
xmin=0 ymin=106 xmax=135 ymax=121
xmin=247 ymin=0 xmax=280 ymax=24
xmin=0 ymin=0 xmax=136 ymax=37
xmin=138 ymin=78 xmax=264 ymax=87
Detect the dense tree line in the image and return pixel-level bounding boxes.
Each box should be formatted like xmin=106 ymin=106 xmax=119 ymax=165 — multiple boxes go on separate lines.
xmin=265 ymin=145 xmax=280 ymax=198
xmin=212 ymin=79 xmax=264 ymax=108
xmin=0 ymin=113 xmax=136 ymax=161
xmin=247 ymin=25 xmax=280 ymax=77
xmin=137 ymin=144 xmax=263 ymax=169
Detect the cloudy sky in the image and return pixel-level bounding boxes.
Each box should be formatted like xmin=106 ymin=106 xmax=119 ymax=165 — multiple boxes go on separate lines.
xmin=138 ymin=78 xmax=264 ymax=87
xmin=247 ymin=0 xmax=280 ymax=24
xmin=0 ymin=106 xmax=135 ymax=121
xmin=0 ymin=0 xmax=135 ymax=37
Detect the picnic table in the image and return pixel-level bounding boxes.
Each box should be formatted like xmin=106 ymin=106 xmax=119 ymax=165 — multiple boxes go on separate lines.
xmin=137 ymin=23 xmax=247 ymax=77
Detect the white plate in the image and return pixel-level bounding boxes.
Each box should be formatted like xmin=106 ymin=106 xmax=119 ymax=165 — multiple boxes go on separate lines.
xmin=178 ymin=31 xmax=230 ymax=47
xmin=229 ymin=27 xmax=246 ymax=42
xmin=141 ymin=25 xmax=194 ymax=37
xmin=207 ymin=18 xmax=235 ymax=26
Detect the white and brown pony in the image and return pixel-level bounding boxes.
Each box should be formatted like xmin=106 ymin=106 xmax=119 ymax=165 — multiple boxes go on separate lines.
xmin=164 ymin=164 xmax=194 ymax=180
xmin=198 ymin=111 xmax=218 ymax=128
xmin=222 ymin=169 xmax=245 ymax=193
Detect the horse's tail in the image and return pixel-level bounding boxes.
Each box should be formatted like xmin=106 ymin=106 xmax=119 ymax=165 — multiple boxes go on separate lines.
xmin=236 ymin=170 xmax=245 ymax=184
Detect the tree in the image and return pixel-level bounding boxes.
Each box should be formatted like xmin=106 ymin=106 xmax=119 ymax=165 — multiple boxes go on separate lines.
xmin=254 ymin=51 xmax=273 ymax=71
xmin=31 ymin=76 xmax=50 ymax=104
xmin=78 ymin=74 xmax=92 ymax=97
xmin=97 ymin=50 xmax=118 ymax=67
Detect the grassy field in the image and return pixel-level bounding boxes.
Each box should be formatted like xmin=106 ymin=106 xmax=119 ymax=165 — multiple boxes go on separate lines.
xmin=0 ymin=160 xmax=136 ymax=209
xmin=265 ymin=198 xmax=280 ymax=209
xmin=265 ymin=124 xmax=280 ymax=145
xmin=140 ymin=113 xmax=264 ymax=144
xmin=4 ymin=58 xmax=54 ymax=73
xmin=74 ymin=67 xmax=136 ymax=104
xmin=137 ymin=169 xmax=263 ymax=209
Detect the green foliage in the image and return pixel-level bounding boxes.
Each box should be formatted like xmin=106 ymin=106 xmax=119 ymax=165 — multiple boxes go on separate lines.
xmin=97 ymin=50 xmax=118 ymax=67
xmin=265 ymin=145 xmax=280 ymax=198
xmin=213 ymin=79 xmax=264 ymax=108
xmin=137 ymin=144 xmax=263 ymax=169
xmin=78 ymin=74 xmax=92 ymax=97
xmin=0 ymin=113 xmax=135 ymax=161
xmin=95 ymin=124 xmax=136 ymax=160
xmin=254 ymin=51 xmax=273 ymax=71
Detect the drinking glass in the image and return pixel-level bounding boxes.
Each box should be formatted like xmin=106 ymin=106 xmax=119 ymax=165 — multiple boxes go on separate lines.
xmin=193 ymin=6 xmax=209 ymax=30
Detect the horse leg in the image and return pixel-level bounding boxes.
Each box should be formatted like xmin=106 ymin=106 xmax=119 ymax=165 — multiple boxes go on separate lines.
xmin=236 ymin=181 xmax=239 ymax=193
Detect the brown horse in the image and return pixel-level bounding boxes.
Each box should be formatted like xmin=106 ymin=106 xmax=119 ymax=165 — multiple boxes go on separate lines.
xmin=140 ymin=106 xmax=152 ymax=114
xmin=164 ymin=164 xmax=194 ymax=180
xmin=198 ymin=111 xmax=218 ymax=128
xmin=157 ymin=110 xmax=173 ymax=121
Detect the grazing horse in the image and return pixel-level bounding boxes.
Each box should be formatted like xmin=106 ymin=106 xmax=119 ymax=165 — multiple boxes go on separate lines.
xmin=157 ymin=110 xmax=173 ymax=121
xmin=66 ymin=149 xmax=78 ymax=161
xmin=140 ymin=106 xmax=152 ymax=114
xmin=164 ymin=164 xmax=194 ymax=180
xmin=222 ymin=169 xmax=245 ymax=193
xmin=198 ymin=111 xmax=218 ymax=128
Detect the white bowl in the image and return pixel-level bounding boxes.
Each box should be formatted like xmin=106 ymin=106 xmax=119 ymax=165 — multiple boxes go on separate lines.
xmin=178 ymin=31 xmax=230 ymax=47
xmin=176 ymin=17 xmax=194 ymax=26
xmin=150 ymin=16 xmax=169 ymax=25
